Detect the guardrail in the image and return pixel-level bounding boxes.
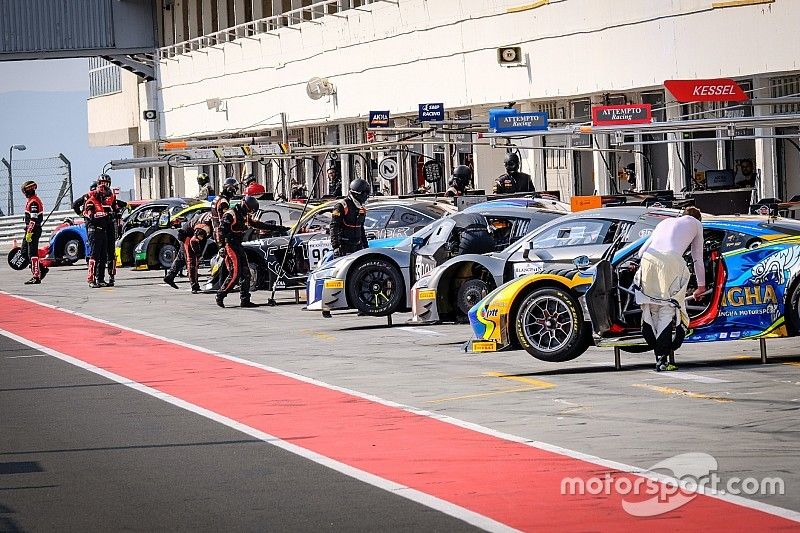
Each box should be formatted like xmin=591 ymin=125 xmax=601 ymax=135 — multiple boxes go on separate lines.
xmin=159 ymin=0 xmax=384 ymax=59
xmin=0 ymin=210 xmax=76 ymax=251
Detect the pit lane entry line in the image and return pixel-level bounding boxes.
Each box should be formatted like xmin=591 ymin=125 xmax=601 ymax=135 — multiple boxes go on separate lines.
xmin=1 ymin=291 xmax=798 ymax=532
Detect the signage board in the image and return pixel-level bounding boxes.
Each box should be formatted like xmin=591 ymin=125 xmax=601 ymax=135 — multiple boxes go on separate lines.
xmin=664 ymin=79 xmax=748 ymax=103
xmin=418 ymin=103 xmax=445 ymax=122
xmin=378 ymin=157 xmax=399 ymax=180
xmin=423 ymin=160 xmax=444 ymax=183
xmin=494 ymin=112 xmax=548 ymax=133
xmin=591 ymin=104 xmax=652 ymax=126
xmin=369 ymin=111 xmax=391 ymax=128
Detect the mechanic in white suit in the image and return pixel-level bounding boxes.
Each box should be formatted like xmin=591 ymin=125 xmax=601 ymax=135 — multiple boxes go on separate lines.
xmin=634 ymin=207 xmax=706 ymax=371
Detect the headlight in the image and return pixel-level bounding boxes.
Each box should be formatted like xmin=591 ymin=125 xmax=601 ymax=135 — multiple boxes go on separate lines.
xmin=314 ymin=266 xmax=337 ymax=279
xmin=414 ymin=275 xmax=431 ymax=289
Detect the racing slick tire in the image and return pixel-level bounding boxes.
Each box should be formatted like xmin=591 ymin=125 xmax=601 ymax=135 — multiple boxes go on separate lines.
xmin=62 ymin=238 xmax=83 ymax=264
xmin=456 ymin=278 xmax=491 ymax=316
xmin=157 ymin=243 xmax=178 ymax=270
xmin=788 ymin=283 xmax=800 ymax=335
xmin=347 ymin=259 xmax=404 ymax=317
xmin=514 ymin=287 xmax=591 ymax=362
xmin=248 ymin=261 xmax=261 ymax=292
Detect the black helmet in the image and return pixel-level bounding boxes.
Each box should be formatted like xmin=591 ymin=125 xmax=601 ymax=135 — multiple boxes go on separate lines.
xmin=97 ymin=174 xmax=111 ymax=186
xmin=243 ymin=195 xmax=260 ymax=212
xmin=21 ymin=180 xmax=37 ymax=196
xmin=452 ymin=165 xmax=472 ymax=187
xmin=244 ymin=174 xmax=256 ymax=185
xmin=348 ymin=178 xmax=371 ymax=204
xmin=222 ymin=177 xmax=239 ymax=195
xmin=197 ymin=173 xmax=209 ymax=185
xmin=89 ymin=181 xmax=98 ymax=191
xmin=504 ymin=152 xmax=520 ymax=173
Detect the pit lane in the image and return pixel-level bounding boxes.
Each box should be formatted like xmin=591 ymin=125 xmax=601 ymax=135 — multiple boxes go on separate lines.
xmin=1 ymin=264 xmax=799 ymax=518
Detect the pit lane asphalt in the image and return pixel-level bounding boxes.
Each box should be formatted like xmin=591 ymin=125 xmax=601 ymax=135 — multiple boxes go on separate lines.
xmin=2 ymin=264 xmax=799 ymax=519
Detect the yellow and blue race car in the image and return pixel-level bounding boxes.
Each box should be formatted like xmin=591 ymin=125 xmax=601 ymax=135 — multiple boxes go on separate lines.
xmin=468 ymin=215 xmax=800 ymax=362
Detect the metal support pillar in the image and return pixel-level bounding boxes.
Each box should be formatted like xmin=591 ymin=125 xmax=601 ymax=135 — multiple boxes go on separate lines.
xmin=760 ymin=338 xmax=768 ymax=364
xmin=614 ymin=347 xmax=621 ymax=370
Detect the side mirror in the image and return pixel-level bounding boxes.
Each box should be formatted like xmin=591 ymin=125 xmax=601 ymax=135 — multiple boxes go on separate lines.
xmin=573 ymin=255 xmax=590 ymax=270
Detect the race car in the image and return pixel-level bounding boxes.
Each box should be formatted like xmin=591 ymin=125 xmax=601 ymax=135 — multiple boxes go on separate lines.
xmin=307 ymin=201 xmax=563 ymax=317
xmin=44 ymin=217 xmax=88 ymax=265
xmin=116 ymin=198 xmax=203 ymax=267
xmin=134 ymin=200 xmax=307 ymax=271
xmin=243 ymin=198 xmax=455 ymax=293
xmin=411 ymin=206 xmax=677 ymax=324
xmin=467 ymin=215 xmax=800 ymax=363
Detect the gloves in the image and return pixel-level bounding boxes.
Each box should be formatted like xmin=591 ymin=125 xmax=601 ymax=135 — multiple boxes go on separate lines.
xmin=25 ymin=232 xmax=32 ymax=243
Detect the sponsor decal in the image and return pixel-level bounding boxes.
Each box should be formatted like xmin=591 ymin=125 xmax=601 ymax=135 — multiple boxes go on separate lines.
xmin=418 ymin=103 xmax=445 ymax=122
xmin=369 ymin=111 xmax=390 ymax=128
xmin=471 ymin=340 xmax=498 ymax=352
xmin=324 ymin=279 xmax=344 ymax=289
xmin=750 ymin=246 xmax=800 ymax=284
xmin=418 ymin=290 xmax=437 ymax=301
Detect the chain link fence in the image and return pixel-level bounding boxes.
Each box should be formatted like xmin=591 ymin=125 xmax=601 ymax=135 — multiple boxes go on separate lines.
xmin=0 ymin=154 xmax=73 ymax=218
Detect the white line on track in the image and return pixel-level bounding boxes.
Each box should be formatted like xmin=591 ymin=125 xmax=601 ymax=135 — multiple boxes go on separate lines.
xmin=1 ymin=290 xmax=799 ymax=525
xmin=5 ymin=354 xmax=47 ymax=359
xmin=396 ymin=326 xmax=443 ymax=336
xmin=656 ymin=372 xmax=729 ymax=384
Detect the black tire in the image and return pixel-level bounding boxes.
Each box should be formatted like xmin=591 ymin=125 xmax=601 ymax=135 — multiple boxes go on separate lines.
xmin=157 ymin=243 xmax=178 ymax=270
xmin=788 ymin=283 xmax=800 ymax=335
xmin=62 ymin=238 xmax=83 ymax=264
xmin=513 ymin=287 xmax=591 ymax=362
xmin=347 ymin=259 xmax=404 ymax=316
xmin=249 ymin=261 xmax=261 ymax=292
xmin=456 ymin=278 xmax=491 ymax=316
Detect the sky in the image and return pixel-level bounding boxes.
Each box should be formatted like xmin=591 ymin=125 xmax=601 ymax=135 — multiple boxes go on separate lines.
xmin=0 ymin=58 xmax=135 ymax=208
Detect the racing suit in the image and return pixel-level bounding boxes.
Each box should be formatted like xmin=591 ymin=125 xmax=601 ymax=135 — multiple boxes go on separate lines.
xmin=23 ymin=193 xmax=47 ymax=282
xmin=165 ymin=211 xmax=213 ymax=292
xmin=445 ymin=178 xmax=466 ymax=198
xmin=101 ymin=193 xmax=127 ymax=286
xmin=83 ymin=191 xmax=109 ymax=286
xmin=216 ymin=205 xmax=279 ymax=306
xmin=330 ymin=197 xmax=368 ymax=258
xmin=209 ymin=194 xmax=233 ymax=289
xmin=245 ymin=182 xmax=266 ymax=196
xmin=493 ymin=171 xmax=534 ymax=194
xmin=197 ymin=184 xmax=215 ymax=200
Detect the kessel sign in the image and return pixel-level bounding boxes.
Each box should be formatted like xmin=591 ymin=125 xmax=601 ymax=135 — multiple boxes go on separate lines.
xmin=369 ymin=111 xmax=391 ymax=128
xmin=664 ymin=78 xmax=748 ymax=103
xmin=591 ymin=104 xmax=652 ymax=126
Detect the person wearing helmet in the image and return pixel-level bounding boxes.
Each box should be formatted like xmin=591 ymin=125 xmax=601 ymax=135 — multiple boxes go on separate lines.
xmin=20 ymin=180 xmax=49 ymax=284
xmin=97 ymin=174 xmax=127 ymax=286
xmin=243 ymin=174 xmax=266 ymax=197
xmin=216 ymin=195 xmax=282 ymax=307
xmin=446 ymin=165 xmax=472 ymax=197
xmin=83 ymin=184 xmax=112 ymax=287
xmin=72 ymin=181 xmax=97 ymax=217
xmin=164 ymin=211 xmax=213 ymax=294
xmin=207 ymin=177 xmax=240 ymax=291
xmin=196 ymin=173 xmax=215 ymax=200
xmin=330 ymin=178 xmax=370 ymax=259
xmin=493 ymin=152 xmax=534 ymax=194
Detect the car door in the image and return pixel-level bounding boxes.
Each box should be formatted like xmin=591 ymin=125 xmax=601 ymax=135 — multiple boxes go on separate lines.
xmin=506 ymin=218 xmax=628 ymax=279
xmin=364 ymin=209 xmax=394 ymax=240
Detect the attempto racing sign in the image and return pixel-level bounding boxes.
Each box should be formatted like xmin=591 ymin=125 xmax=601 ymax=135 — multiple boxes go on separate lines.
xmin=664 ymin=78 xmax=748 ymax=103
xmin=591 ymin=104 xmax=652 ymax=126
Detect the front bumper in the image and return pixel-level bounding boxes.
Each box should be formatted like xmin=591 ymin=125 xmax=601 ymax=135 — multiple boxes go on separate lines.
xmin=306 ymin=273 xmax=349 ymax=312
xmin=409 ymin=286 xmax=440 ymax=324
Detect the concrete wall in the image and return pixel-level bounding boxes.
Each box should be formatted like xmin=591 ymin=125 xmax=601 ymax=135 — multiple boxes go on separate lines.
xmin=155 ymin=0 xmax=799 ymax=138
xmin=88 ymin=69 xmax=142 ymax=147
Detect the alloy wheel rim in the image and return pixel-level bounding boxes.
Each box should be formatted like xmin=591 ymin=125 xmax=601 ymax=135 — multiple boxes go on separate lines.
xmin=520 ymin=295 xmax=574 ymax=353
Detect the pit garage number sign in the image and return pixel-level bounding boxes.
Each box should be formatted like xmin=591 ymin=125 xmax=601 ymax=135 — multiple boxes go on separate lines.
xmin=378 ymin=157 xmax=399 ymax=180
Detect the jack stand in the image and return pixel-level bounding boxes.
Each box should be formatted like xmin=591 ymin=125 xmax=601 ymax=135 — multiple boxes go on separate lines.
xmin=322 ymin=310 xmax=332 ymax=318
xmin=760 ymin=338 xmax=768 ymax=364
xmin=267 ymin=298 xmax=277 ymax=307
xmin=387 ymin=314 xmax=393 ymax=327
xmin=669 ymin=351 xmax=675 ymax=365
xmin=614 ymin=347 xmax=622 ymax=370
xmin=294 ymin=289 xmax=301 ymax=304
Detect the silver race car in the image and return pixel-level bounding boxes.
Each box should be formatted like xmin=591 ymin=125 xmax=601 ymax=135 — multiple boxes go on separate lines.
xmin=410 ymin=206 xmax=681 ymax=324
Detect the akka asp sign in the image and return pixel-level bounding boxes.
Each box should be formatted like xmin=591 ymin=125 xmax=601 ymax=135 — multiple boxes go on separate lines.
xmin=369 ymin=111 xmax=390 ymax=128
xmin=591 ymin=104 xmax=652 ymax=126
xmin=664 ymin=79 xmax=748 ymax=103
